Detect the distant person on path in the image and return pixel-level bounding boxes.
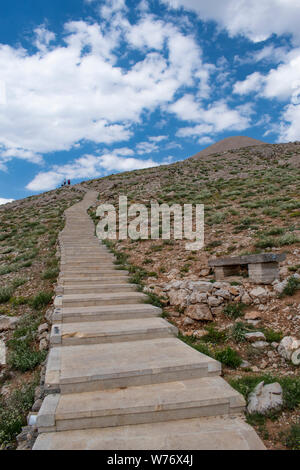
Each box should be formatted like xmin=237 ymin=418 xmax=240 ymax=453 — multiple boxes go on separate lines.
xmin=68 ymin=179 xmax=71 ymax=185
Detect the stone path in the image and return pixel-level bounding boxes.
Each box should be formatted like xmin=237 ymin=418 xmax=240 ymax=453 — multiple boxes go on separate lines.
xmin=33 ymin=191 xmax=265 ymax=450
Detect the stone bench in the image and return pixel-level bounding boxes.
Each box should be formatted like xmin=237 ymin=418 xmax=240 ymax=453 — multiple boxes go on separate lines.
xmin=208 ymin=253 xmax=286 ymax=284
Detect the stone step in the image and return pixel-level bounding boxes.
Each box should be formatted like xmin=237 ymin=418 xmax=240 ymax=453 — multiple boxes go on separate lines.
xmin=53 ymin=303 xmax=162 ymax=323
xmin=55 ymin=292 xmax=147 ymax=308
xmin=60 ymin=284 xmax=136 ymax=295
xmin=60 ymin=277 xmax=129 ymax=286
xmin=33 ymin=415 xmax=265 ymax=450
xmin=44 ymin=337 xmax=221 ymax=394
xmin=61 ymin=270 xmax=128 ymax=278
xmin=37 ymin=376 xmax=245 ymax=433
xmin=61 ymin=263 xmax=116 ymax=269
xmin=50 ymin=317 xmax=177 ymax=346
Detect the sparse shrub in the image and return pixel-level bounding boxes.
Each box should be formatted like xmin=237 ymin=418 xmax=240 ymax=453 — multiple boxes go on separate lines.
xmin=42 ymin=268 xmax=59 ymax=280
xmin=281 ymin=277 xmax=300 ymax=297
xmin=0 ymin=287 xmax=14 ymax=304
xmin=215 ymin=347 xmax=242 ymax=368
xmin=223 ymin=302 xmax=246 ymax=319
xmin=30 ymin=291 xmax=53 ymax=309
xmin=202 ymin=326 xmax=227 ymax=344
xmin=282 ymin=424 xmax=300 ymax=450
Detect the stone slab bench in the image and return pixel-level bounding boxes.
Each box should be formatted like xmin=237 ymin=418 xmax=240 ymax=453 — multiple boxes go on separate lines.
xmin=208 ymin=253 xmax=286 ymax=284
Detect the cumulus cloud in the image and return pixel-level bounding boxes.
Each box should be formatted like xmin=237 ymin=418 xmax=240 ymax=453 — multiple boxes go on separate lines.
xmin=0 ymin=11 xmax=212 ymax=171
xmin=171 ymin=96 xmax=251 ymax=137
xmin=26 ymin=150 xmax=157 ymax=192
xmin=161 ymin=0 xmax=300 ymax=44
xmin=234 ymin=48 xmax=300 ymax=140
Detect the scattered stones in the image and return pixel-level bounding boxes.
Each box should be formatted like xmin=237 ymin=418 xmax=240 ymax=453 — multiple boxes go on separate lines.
xmin=244 ymin=332 xmax=266 ymax=343
xmin=192 ymin=329 xmax=207 ymax=339
xmin=185 ymin=304 xmax=213 ymax=321
xmin=38 ymin=323 xmax=49 ymax=335
xmin=249 ymin=287 xmax=269 ymax=304
xmin=247 ymin=381 xmax=283 ymax=415
xmin=240 ymin=360 xmax=251 ymax=369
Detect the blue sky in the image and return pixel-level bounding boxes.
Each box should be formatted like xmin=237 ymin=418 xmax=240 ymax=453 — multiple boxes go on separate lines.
xmin=1 ymin=0 xmax=300 ymax=203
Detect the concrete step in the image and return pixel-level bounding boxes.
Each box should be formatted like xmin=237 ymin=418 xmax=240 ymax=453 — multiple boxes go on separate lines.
xmin=61 ymin=270 xmax=128 ymax=278
xmin=53 ymin=303 xmax=162 ymax=323
xmin=61 ymin=267 xmax=124 ymax=273
xmin=44 ymin=337 xmax=221 ymax=394
xmin=37 ymin=376 xmax=245 ymax=433
xmin=50 ymin=317 xmax=177 ymax=346
xmin=59 ymin=277 xmax=129 ymax=286
xmin=60 ymin=284 xmax=136 ymax=295
xmin=61 ymin=263 xmax=116 ymax=269
xmin=33 ymin=415 xmax=265 ymax=450
xmin=55 ymin=292 xmax=148 ymax=308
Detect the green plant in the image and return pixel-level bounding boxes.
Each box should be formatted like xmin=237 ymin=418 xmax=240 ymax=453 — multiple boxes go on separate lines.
xmin=202 ymin=326 xmax=227 ymax=344
xmin=30 ymin=291 xmax=53 ymax=309
xmin=281 ymin=277 xmax=300 ymax=297
xmin=260 ymin=328 xmax=283 ymax=343
xmin=0 ymin=286 xmax=14 ymax=304
xmin=215 ymin=347 xmax=242 ymax=368
xmin=42 ymin=268 xmax=59 ymax=280
xmin=281 ymin=424 xmax=300 ymax=450
xmin=223 ymin=302 xmax=246 ymax=319
xmin=0 ymin=378 xmax=37 ymax=448
xmin=231 ymin=322 xmax=251 ymax=343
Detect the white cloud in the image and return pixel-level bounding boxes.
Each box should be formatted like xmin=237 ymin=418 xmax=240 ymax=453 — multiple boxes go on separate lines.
xmin=233 ymin=48 xmax=300 ymax=140
xmin=26 ymin=150 xmax=158 ymax=192
xmin=136 ymin=141 xmax=159 ymax=154
xmin=0 ymin=198 xmax=14 ymax=205
xmin=0 ymin=12 xmax=212 ymax=171
xmin=171 ymin=96 xmax=251 ymax=136
xmin=149 ymin=135 xmax=168 ymax=142
xmin=161 ymin=0 xmax=300 ymax=44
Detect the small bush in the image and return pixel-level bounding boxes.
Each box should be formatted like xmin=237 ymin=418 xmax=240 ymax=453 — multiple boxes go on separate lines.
xmin=215 ymin=347 xmax=242 ymax=368
xmin=42 ymin=268 xmax=59 ymax=280
xmin=30 ymin=291 xmax=53 ymax=309
xmin=223 ymin=302 xmax=246 ymax=319
xmin=0 ymin=287 xmax=14 ymax=304
xmin=282 ymin=424 xmax=300 ymax=450
xmin=281 ymin=277 xmax=300 ymax=297
xmin=231 ymin=322 xmax=251 ymax=343
xmin=202 ymin=326 xmax=227 ymax=344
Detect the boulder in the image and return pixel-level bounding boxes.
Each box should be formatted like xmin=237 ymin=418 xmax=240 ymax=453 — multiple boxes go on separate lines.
xmin=245 ymin=311 xmax=262 ymax=320
xmin=207 ymin=296 xmax=223 ymax=307
xmin=0 ymin=315 xmax=20 ymax=332
xmin=252 ymin=341 xmax=269 ymax=349
xmin=39 ymin=338 xmax=48 ymax=351
xmin=241 ymin=293 xmax=252 ymax=305
xmin=245 ymin=332 xmax=266 ymax=343
xmin=214 ymin=289 xmax=231 ymax=300
xmin=182 ymin=317 xmax=194 ymax=327
xmin=278 ymin=336 xmax=300 ymax=365
xmin=185 ymin=304 xmax=213 ymax=321
xmin=168 ymin=289 xmax=189 ymax=308
xmin=188 ymin=281 xmax=214 ymax=293
xmin=189 ymin=292 xmax=208 ymax=304
xmin=247 ymin=381 xmax=283 ymax=415
xmin=272 ymin=280 xmax=287 ymax=295
xmin=249 ymin=287 xmax=269 ymax=303
xmin=38 ymin=323 xmax=48 ymax=335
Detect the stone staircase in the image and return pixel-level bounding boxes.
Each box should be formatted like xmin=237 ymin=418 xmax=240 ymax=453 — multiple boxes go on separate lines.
xmin=33 ymin=191 xmax=265 ymax=450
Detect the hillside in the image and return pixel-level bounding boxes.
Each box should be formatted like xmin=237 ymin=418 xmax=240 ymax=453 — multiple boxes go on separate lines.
xmin=0 ymin=139 xmax=300 ymax=450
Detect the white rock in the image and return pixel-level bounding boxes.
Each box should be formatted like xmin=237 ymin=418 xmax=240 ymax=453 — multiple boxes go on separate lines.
xmin=188 ymin=281 xmax=214 ymax=293
xmin=249 ymin=287 xmax=269 ymax=303
xmin=185 ymin=304 xmax=213 ymax=321
xmin=0 ymin=340 xmax=6 ymax=365
xmin=38 ymin=323 xmax=48 ymax=334
xmin=278 ymin=336 xmax=300 ymax=363
xmin=247 ymin=381 xmax=283 ymax=415
xmin=241 ymin=293 xmax=252 ymax=305
xmin=272 ymin=280 xmax=287 ymax=294
xmin=252 ymin=341 xmax=269 ymax=349
xmin=213 ymin=282 xmax=230 ymax=290
xmin=168 ymin=289 xmax=189 ymax=308
xmin=207 ymin=296 xmax=223 ymax=307
xmin=0 ymin=315 xmax=20 ymax=331
xmin=189 ymin=292 xmax=208 ymax=304
xmin=245 ymin=332 xmax=266 ymax=343
xmin=214 ymin=289 xmax=231 ymax=300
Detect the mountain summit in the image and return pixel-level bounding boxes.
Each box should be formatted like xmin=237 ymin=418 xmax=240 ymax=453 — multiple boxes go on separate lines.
xmin=190 ymin=136 xmax=265 ymax=159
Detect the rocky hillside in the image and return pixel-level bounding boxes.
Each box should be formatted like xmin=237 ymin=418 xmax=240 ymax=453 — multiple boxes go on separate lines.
xmin=0 ymin=139 xmax=300 ymax=450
